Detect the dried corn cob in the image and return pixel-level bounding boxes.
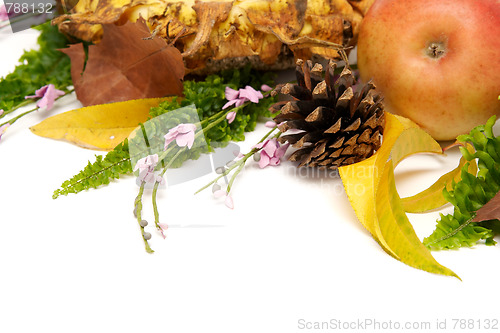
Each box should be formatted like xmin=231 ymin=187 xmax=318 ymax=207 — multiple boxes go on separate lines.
xmin=54 ymin=0 xmax=374 ymax=73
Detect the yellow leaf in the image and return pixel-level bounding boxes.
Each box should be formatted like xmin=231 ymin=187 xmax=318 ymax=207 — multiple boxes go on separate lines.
xmin=339 ymin=113 xmax=459 ymax=278
xmin=391 ymin=127 xmax=441 ymax=166
xmin=338 ymin=113 xmax=404 ymax=258
xmin=30 ymin=98 xmax=172 ymax=150
xmin=401 ymin=144 xmax=478 ymax=213
xmin=376 ymin=162 xmax=458 ymax=278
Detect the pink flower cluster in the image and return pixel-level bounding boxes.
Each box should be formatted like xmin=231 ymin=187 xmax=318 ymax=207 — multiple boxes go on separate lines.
xmin=223 ymin=84 xmax=272 ymax=124
xmin=25 ymin=84 xmax=65 ymax=110
xmin=133 ymin=154 xmax=164 ymax=184
xmin=254 ymin=138 xmax=289 ymax=168
xmin=164 ymin=123 xmax=197 ymax=150
xmin=134 ymin=123 xmax=198 ymax=184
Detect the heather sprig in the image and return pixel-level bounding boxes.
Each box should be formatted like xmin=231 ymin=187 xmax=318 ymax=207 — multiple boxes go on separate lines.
xmin=195 ymin=126 xmax=282 ymax=203
xmin=130 ymin=83 xmax=275 ymax=251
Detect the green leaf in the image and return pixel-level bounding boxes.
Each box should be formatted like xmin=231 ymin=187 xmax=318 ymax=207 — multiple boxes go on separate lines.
xmin=424 ymin=116 xmax=500 ymax=250
xmin=52 ymin=140 xmax=133 ymax=199
xmin=0 ymin=22 xmax=73 ymax=115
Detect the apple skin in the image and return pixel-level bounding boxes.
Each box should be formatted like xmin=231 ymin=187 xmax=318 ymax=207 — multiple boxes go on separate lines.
xmin=357 ymin=0 xmax=500 ymax=141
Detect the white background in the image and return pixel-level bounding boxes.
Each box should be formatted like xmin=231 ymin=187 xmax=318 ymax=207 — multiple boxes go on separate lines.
xmin=1 ymin=26 xmax=499 ymax=333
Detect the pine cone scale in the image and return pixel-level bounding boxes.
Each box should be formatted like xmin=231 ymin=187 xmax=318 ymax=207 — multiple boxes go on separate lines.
xmin=325 ymin=118 xmax=342 ymax=134
xmin=344 ymin=118 xmax=362 ymax=132
xmin=273 ymin=59 xmax=386 ymax=170
xmin=344 ymin=134 xmax=359 ymax=147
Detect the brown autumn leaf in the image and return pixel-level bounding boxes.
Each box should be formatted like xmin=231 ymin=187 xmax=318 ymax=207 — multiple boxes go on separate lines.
xmin=472 ymin=191 xmax=500 ymax=223
xmin=60 ymin=17 xmax=184 ymax=106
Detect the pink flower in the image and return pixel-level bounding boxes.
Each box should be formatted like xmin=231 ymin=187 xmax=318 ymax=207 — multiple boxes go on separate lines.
xmin=260 ymin=84 xmax=273 ymax=92
xmin=222 ymin=87 xmax=245 ymax=110
xmin=133 ymin=154 xmax=164 ymax=184
xmin=25 ymin=84 xmax=65 ymax=110
xmin=0 ymin=123 xmax=10 ymax=142
xmin=0 ymin=109 xmax=4 ymax=116
xmin=253 ymin=138 xmax=289 ymax=168
xmin=225 ymin=195 xmax=234 ymax=209
xmin=225 ymin=87 xmax=240 ymax=101
xmin=158 ymin=223 xmax=168 ymax=239
xmin=238 ymin=85 xmax=263 ymax=103
xmin=226 ymin=111 xmax=236 ymax=124
xmin=222 ymin=85 xmax=265 ymax=110
xmin=0 ymin=5 xmax=8 ymax=21
xmin=213 ymin=190 xmax=234 ymax=209
xmin=265 ymin=121 xmax=277 ymax=128
xmin=164 ymin=123 xmax=197 ymax=150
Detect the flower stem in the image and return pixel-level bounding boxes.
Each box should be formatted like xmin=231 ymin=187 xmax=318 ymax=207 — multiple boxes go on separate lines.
xmin=152 ymin=147 xmax=187 ymax=234
xmin=0 ymin=100 xmax=32 ymax=119
xmin=0 ymin=106 xmax=38 ymax=127
xmin=134 ymin=181 xmax=154 ymax=253
xmin=0 ymin=88 xmax=74 ymax=127
xmin=195 ymin=127 xmax=279 ymax=195
xmin=226 ymin=130 xmax=281 ymax=193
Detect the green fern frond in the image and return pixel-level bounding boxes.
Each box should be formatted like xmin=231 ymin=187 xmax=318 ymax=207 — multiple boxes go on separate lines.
xmin=52 ymin=140 xmax=132 ymax=199
xmin=424 ymin=213 xmax=494 ymax=250
xmin=424 ymin=116 xmax=500 ymax=250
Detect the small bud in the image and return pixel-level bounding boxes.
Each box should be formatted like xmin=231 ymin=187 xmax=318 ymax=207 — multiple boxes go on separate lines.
xmin=143 ymin=232 xmax=152 ymax=240
xmin=226 ymin=160 xmax=236 ymax=168
xmin=215 ymin=166 xmax=226 ymax=174
xmin=212 ymin=183 xmax=221 ymax=193
xmin=140 ymin=220 xmax=148 ymax=227
xmin=265 ymin=121 xmax=277 ymax=128
xmin=213 ymin=190 xmax=227 ymax=198
xmin=253 ymin=152 xmax=261 ymax=162
xmin=225 ymin=195 xmax=234 ymax=209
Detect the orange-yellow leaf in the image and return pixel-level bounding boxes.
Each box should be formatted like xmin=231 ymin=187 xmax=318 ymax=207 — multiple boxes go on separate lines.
xmin=402 ymin=144 xmax=478 ymax=213
xmin=339 ymin=112 xmax=459 ymax=278
xmin=30 ymin=97 xmax=171 ymax=150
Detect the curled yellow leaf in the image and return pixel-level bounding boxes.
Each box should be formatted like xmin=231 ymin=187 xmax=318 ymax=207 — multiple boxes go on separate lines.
xmin=401 ymin=144 xmax=477 ymax=213
xmin=339 ymin=112 xmax=459 ymax=278
xmin=30 ymin=98 xmax=171 ymax=150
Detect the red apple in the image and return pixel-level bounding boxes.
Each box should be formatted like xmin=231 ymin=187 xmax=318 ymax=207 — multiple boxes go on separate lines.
xmin=357 ymin=0 xmax=500 ymax=141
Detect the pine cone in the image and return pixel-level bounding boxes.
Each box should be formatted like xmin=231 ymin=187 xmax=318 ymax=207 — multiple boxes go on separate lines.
xmin=272 ymin=59 xmax=385 ymax=169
